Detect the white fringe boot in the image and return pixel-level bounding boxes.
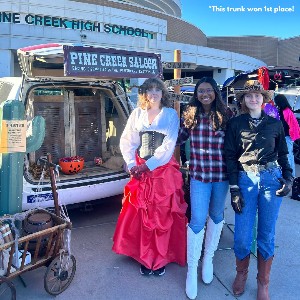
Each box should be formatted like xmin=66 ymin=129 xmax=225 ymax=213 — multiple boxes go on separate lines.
xmin=202 ymin=217 xmax=224 ymax=284
xmin=186 ymin=226 xmax=204 ymax=300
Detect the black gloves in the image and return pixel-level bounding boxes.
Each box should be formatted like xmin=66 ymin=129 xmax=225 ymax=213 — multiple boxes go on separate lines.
xmin=230 ymin=187 xmax=245 ymax=214
xmin=276 ymin=178 xmax=293 ymax=197
xmin=130 ymin=164 xmax=150 ymax=180
xmin=229 ymin=176 xmax=293 ymax=214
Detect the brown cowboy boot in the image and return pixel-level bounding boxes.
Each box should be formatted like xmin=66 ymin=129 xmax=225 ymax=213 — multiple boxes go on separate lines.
xmin=257 ymin=252 xmax=273 ymax=300
xmin=232 ymin=255 xmax=250 ymax=296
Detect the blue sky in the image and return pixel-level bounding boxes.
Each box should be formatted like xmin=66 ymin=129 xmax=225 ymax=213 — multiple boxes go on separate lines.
xmin=181 ymin=0 xmax=298 ymax=39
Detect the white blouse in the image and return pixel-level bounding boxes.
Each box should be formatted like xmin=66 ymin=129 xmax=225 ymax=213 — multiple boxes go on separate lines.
xmin=120 ymin=107 xmax=179 ymax=171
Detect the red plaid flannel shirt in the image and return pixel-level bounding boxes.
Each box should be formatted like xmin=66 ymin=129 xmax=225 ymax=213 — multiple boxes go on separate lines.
xmin=178 ymin=114 xmax=228 ymax=182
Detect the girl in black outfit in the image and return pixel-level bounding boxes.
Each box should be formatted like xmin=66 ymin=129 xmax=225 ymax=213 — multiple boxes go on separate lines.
xmin=224 ymin=80 xmax=293 ymax=300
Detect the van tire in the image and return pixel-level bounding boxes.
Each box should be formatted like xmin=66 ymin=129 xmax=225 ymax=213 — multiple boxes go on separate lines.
xmin=293 ymin=139 xmax=300 ymax=165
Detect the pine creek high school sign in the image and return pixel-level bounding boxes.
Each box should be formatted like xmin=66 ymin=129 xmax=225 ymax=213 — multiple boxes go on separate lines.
xmin=0 ymin=12 xmax=154 ymax=39
xmin=63 ymin=46 xmax=163 ymax=78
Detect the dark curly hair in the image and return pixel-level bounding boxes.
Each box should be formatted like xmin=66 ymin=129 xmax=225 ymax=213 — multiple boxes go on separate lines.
xmin=182 ymin=77 xmax=229 ymax=130
xmin=138 ymin=78 xmax=171 ymax=109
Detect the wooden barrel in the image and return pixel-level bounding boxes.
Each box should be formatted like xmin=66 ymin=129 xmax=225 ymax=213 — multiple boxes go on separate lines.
xmin=23 ymin=211 xmax=54 ymax=256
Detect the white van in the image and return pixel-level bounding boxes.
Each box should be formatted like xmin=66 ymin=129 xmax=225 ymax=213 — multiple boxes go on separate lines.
xmin=0 ymin=43 xmax=163 ymax=210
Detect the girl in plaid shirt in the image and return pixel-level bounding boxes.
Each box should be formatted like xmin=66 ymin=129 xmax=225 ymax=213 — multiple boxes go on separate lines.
xmin=178 ymin=77 xmax=231 ymax=299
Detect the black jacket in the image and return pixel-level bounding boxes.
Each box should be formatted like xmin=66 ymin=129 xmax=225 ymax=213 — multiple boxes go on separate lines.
xmin=224 ymin=111 xmax=293 ymax=185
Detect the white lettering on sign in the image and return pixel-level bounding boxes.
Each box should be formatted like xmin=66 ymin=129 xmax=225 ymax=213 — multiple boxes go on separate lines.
xmin=164 ymin=77 xmax=193 ymax=87
xmin=168 ymin=93 xmax=192 ymax=103
xmin=64 ymin=46 xmax=162 ymax=78
xmin=163 ymin=62 xmax=197 ymax=69
xmin=70 ymin=52 xmax=159 ymax=70
xmin=128 ymin=57 xmax=157 ymax=69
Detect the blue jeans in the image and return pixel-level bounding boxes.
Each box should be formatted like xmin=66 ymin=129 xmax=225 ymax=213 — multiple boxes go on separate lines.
xmin=285 ymin=136 xmax=295 ymax=177
xmin=235 ymin=167 xmax=283 ymax=260
xmin=189 ymin=178 xmax=229 ymax=233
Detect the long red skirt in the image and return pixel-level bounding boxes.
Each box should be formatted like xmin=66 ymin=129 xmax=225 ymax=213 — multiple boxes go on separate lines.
xmin=112 ymin=155 xmax=187 ymax=270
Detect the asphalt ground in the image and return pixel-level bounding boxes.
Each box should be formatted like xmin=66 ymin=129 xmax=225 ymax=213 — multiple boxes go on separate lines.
xmin=4 ymin=166 xmax=300 ymax=300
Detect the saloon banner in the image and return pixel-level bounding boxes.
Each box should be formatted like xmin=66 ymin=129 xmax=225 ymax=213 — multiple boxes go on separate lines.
xmin=63 ymin=46 xmax=163 ymax=78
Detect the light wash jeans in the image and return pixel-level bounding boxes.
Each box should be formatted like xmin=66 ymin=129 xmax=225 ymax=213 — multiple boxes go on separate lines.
xmin=235 ymin=167 xmax=283 ymax=261
xmin=189 ymin=178 xmax=229 ymax=234
xmin=285 ymin=136 xmax=295 ymax=177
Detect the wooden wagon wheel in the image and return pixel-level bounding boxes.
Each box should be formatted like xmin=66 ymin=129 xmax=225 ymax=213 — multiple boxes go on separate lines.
xmin=0 ymin=276 xmax=16 ymax=300
xmin=44 ymin=252 xmax=76 ymax=295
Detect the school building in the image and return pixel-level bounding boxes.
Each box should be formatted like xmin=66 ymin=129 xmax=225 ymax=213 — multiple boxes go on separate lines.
xmin=1 ymin=0 xmax=299 ymax=85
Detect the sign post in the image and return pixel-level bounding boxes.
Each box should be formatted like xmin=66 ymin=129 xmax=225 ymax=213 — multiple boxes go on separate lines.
xmin=173 ymin=50 xmax=181 ymax=163
xmin=163 ymin=62 xmax=197 ymax=69
xmin=164 ymin=53 xmax=196 ymax=165
xmin=169 ymin=93 xmax=192 ymax=104
xmin=164 ymin=76 xmax=193 ymax=88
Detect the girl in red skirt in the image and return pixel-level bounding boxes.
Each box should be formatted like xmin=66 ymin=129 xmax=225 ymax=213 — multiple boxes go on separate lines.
xmin=112 ymin=78 xmax=187 ymax=276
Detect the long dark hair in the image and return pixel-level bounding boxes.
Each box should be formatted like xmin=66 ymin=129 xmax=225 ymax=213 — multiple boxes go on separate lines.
xmin=182 ymin=77 xmax=229 ymax=130
xmin=274 ymin=94 xmax=292 ymax=111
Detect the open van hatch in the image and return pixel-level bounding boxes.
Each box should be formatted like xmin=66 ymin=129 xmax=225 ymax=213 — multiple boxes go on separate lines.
xmin=19 ymin=79 xmax=130 ymax=208
xmin=2 ymin=43 xmax=162 ymax=210
xmin=0 ymin=44 xmax=164 ymax=210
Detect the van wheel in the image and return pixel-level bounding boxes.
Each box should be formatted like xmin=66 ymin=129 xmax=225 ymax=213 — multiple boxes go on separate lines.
xmin=293 ymin=139 xmax=300 ymax=164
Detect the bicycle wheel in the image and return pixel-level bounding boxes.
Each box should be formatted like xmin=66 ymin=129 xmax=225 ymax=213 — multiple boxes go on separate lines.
xmin=44 ymin=253 xmax=76 ymax=295
xmin=0 ymin=276 xmax=16 ymax=300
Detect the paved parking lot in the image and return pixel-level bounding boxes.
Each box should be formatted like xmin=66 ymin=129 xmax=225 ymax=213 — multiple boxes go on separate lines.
xmin=7 ymin=168 xmax=300 ymax=300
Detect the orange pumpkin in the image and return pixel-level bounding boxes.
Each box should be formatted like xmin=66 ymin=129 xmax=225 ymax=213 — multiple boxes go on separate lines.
xmin=59 ymin=157 xmax=84 ymax=174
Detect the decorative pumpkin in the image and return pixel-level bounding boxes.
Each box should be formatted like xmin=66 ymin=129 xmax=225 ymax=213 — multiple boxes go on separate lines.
xmin=59 ymin=156 xmax=84 ymax=174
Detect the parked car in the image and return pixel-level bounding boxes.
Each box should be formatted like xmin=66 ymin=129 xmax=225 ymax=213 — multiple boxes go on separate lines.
xmin=180 ymin=84 xmax=195 ymax=96
xmin=0 ymin=43 xmax=163 ymax=210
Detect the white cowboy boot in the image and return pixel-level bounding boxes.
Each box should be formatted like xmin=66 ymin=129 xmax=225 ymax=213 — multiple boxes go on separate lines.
xmin=202 ymin=217 xmax=224 ymax=284
xmin=186 ymin=226 xmax=204 ymax=299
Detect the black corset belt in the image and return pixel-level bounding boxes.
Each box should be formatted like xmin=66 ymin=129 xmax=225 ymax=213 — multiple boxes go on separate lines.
xmin=137 ymin=131 xmax=166 ymax=160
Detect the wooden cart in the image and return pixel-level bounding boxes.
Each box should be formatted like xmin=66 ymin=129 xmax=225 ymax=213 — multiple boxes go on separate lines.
xmin=0 ymin=154 xmax=76 ymax=299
